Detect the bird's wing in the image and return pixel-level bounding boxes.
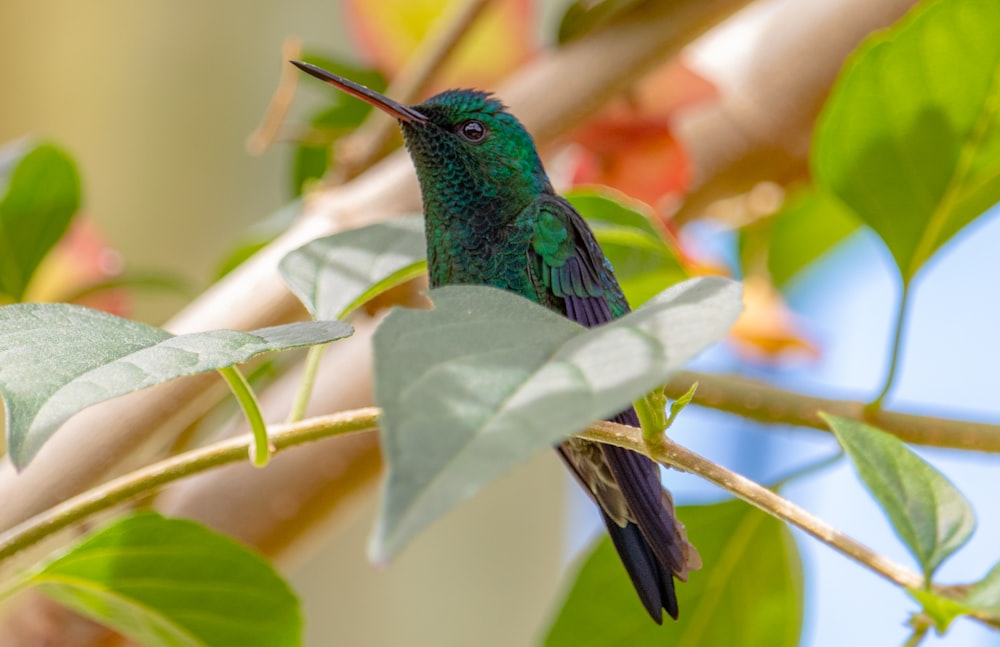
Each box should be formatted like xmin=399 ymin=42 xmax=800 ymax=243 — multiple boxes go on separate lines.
xmin=524 ymin=195 xmax=698 ymax=621
xmin=524 ymin=194 xmax=630 ymax=325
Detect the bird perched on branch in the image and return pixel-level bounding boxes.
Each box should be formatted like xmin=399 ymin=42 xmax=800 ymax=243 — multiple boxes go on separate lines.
xmin=292 ymin=60 xmax=700 ymax=623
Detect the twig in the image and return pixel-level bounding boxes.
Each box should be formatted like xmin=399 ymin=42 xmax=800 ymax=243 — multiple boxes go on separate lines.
xmin=0 ymin=405 xmax=927 ymax=597
xmin=664 ymin=370 xmax=1000 ymax=452
xmin=247 ymin=36 xmax=303 ymax=155
xmin=0 ymin=409 xmax=380 ymax=564
xmin=579 ymin=419 xmax=926 ymax=590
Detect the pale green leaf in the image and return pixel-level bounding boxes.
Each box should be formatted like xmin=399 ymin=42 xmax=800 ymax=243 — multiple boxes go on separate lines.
xmin=813 ymin=0 xmax=1000 ymax=280
xmin=767 ymin=187 xmax=859 ymax=287
xmin=823 ymin=414 xmax=975 ymax=578
xmin=370 ymin=278 xmax=741 ymax=561
xmin=0 ymin=303 xmax=352 ymax=467
xmin=279 ymin=216 xmax=427 ymax=320
xmin=28 ymin=512 xmax=300 ymax=647
xmin=545 ymin=500 xmax=802 ymax=646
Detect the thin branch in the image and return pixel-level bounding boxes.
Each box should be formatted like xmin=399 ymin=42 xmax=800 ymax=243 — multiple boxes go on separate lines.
xmin=0 ymin=409 xmax=380 ymax=565
xmin=0 ymin=405 xmax=927 ymax=598
xmin=247 ymin=37 xmax=303 ymax=155
xmin=664 ymin=370 xmax=1000 ymax=453
xmin=579 ymin=420 xmax=926 ymax=590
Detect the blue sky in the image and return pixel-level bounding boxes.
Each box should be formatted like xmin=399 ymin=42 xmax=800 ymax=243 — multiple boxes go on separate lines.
xmin=660 ymin=204 xmax=1000 ymax=645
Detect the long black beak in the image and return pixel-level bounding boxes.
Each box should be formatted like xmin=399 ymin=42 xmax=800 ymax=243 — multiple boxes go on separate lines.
xmin=290 ymin=61 xmax=429 ymax=124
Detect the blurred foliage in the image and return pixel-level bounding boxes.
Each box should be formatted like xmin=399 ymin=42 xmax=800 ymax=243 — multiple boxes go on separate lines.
xmin=0 ymin=139 xmax=80 ymax=302
xmin=545 ymin=499 xmax=803 ymax=647
xmin=25 ymin=512 xmax=301 ymax=647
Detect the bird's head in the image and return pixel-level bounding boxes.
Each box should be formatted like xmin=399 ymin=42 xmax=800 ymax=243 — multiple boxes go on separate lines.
xmin=291 ymin=61 xmax=552 ymax=213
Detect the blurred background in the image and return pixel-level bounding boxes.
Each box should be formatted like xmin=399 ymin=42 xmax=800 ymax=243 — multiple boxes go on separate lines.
xmin=1 ymin=0 xmax=998 ymax=645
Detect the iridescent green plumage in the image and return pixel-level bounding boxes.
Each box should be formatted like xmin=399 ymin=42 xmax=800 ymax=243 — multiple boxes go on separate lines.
xmin=292 ymin=61 xmax=699 ymax=623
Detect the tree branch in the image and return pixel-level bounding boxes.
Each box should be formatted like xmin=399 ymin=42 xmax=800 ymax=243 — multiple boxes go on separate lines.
xmin=0 ymin=409 xmax=380 ymax=565
xmin=579 ymin=419 xmax=925 ymax=590
xmin=0 ymin=406 xmax=927 ymax=596
xmin=664 ymin=370 xmax=1000 ymax=453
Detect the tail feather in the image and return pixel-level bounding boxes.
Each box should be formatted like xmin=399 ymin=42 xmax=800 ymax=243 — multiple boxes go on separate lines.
xmin=558 ymin=406 xmax=699 ymax=622
xmin=601 ymin=513 xmax=678 ymax=623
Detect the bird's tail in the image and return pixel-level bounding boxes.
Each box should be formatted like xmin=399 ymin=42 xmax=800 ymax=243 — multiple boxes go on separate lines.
xmin=559 ymin=406 xmax=701 ymax=623
xmin=601 ymin=513 xmax=679 ymax=622
xmin=599 ymin=443 xmax=700 ymax=623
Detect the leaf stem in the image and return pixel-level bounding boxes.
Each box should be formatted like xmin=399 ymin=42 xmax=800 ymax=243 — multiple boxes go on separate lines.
xmin=634 ymin=389 xmax=667 ymax=446
xmin=872 ymin=282 xmax=911 ymax=409
xmin=286 ymin=345 xmax=327 ymax=423
xmin=902 ymin=624 xmax=929 ymax=647
xmin=217 ymin=366 xmax=271 ymax=467
xmin=0 ymin=409 xmax=380 ymax=565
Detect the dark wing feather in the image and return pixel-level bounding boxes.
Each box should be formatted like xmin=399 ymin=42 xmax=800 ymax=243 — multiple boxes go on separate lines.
xmin=526 ymin=195 xmax=697 ymax=622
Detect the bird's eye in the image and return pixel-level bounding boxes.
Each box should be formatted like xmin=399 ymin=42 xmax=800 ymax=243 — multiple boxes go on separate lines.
xmin=457 ymin=119 xmax=488 ymax=143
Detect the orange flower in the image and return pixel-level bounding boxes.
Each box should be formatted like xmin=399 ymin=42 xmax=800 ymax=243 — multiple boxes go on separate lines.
xmin=728 ymin=276 xmax=819 ymax=363
xmin=566 ymin=61 xmax=717 ymax=213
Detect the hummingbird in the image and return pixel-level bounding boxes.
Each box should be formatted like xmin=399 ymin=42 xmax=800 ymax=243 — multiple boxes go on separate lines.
xmin=291 ymin=60 xmax=700 ymax=623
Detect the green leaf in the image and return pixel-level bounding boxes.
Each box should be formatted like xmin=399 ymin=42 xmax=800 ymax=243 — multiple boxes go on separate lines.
xmin=906 ymin=560 xmax=1000 ymax=630
xmin=813 ymin=0 xmax=1000 ymax=281
xmin=965 ymin=560 xmax=1000 ymax=621
xmin=0 ymin=139 xmax=81 ymax=301
xmin=370 ymin=278 xmax=741 ymax=561
xmin=291 ymin=55 xmax=386 ymax=195
xmin=907 ymin=588 xmax=971 ymax=633
xmin=568 ymin=189 xmax=688 ymax=307
xmin=291 ymin=143 xmax=330 ymax=197
xmin=545 ymin=500 xmax=802 ymax=646
xmin=766 ymin=187 xmax=859 ymax=287
xmin=666 ymin=381 xmax=698 ymax=429
xmin=823 ymin=414 xmax=976 ymax=578
xmin=0 ymin=303 xmax=353 ymax=467
xmin=27 ymin=512 xmax=300 ymax=647
xmin=279 ymin=215 xmax=427 ymax=320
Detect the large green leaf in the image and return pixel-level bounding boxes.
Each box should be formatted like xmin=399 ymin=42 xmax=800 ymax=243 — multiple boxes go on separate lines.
xmin=545 ymin=500 xmax=802 ymax=646
xmin=567 ymin=189 xmax=688 ymax=307
xmin=823 ymin=414 xmax=975 ymax=578
xmin=0 ymin=139 xmax=80 ymax=301
xmin=26 ymin=512 xmax=300 ymax=647
xmin=0 ymin=303 xmax=352 ymax=467
xmin=370 ymin=278 xmax=741 ymax=561
xmin=813 ymin=0 xmax=1000 ymax=281
xmin=279 ymin=215 xmax=427 ymax=320
xmin=766 ymin=187 xmax=859 ymax=288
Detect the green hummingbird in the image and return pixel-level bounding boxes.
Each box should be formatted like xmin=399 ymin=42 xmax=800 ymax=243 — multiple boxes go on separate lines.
xmin=292 ymin=60 xmax=699 ymax=623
